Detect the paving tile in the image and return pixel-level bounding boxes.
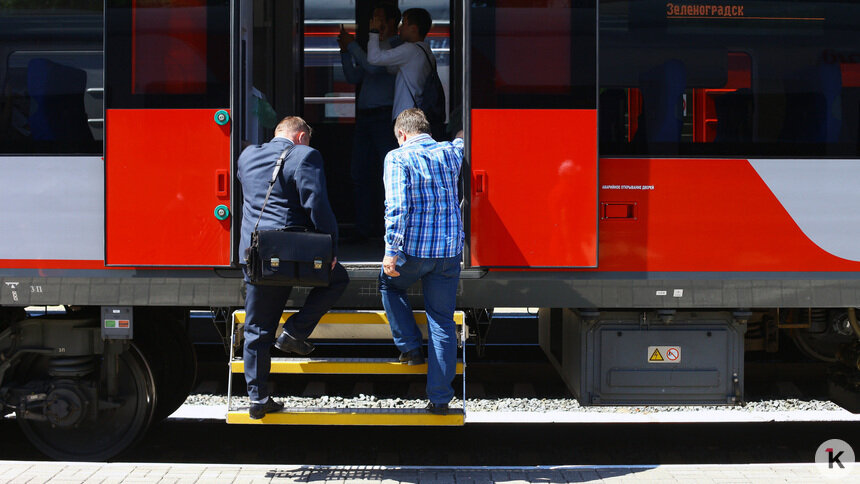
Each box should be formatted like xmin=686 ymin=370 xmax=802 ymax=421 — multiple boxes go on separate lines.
xmin=97 ymin=478 xmax=124 ymax=484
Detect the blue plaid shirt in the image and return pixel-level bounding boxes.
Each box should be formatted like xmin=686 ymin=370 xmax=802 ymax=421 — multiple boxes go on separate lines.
xmin=383 ymin=134 xmax=465 ymax=258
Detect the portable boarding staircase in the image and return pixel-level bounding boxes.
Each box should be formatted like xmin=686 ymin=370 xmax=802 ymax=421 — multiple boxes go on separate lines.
xmin=226 ymin=310 xmax=467 ymax=425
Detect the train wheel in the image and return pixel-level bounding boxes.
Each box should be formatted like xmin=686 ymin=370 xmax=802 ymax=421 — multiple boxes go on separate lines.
xmin=17 ymin=345 xmax=156 ymax=461
xmin=134 ymin=310 xmax=198 ymax=423
xmin=791 ymin=310 xmax=858 ymax=362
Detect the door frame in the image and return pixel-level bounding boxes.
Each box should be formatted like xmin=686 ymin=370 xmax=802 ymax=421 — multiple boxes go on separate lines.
xmin=231 ymin=0 xmax=304 ymax=266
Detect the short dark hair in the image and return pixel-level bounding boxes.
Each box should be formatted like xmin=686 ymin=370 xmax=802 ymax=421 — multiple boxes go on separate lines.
xmin=394 ymin=108 xmax=431 ymax=136
xmin=402 ymin=8 xmax=432 ymax=38
xmin=374 ymin=2 xmax=401 ymax=26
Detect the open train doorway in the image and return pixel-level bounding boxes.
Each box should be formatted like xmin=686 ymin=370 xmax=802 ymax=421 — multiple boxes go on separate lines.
xmin=237 ymin=0 xmax=458 ymax=265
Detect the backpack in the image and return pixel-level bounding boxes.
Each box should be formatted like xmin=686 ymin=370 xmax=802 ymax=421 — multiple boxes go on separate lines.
xmin=411 ymin=43 xmax=446 ymax=126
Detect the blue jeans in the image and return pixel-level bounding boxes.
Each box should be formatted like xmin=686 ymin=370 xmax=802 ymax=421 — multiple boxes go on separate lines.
xmin=243 ymin=263 xmax=349 ymax=402
xmin=379 ymin=253 xmax=461 ymax=404
xmin=351 ymin=110 xmax=397 ymax=237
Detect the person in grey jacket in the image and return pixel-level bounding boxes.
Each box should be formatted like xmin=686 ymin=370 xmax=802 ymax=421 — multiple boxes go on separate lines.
xmin=237 ymin=116 xmax=349 ymax=419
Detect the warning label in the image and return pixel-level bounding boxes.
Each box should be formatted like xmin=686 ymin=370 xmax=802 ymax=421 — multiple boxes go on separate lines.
xmin=647 ymin=346 xmax=681 ymax=364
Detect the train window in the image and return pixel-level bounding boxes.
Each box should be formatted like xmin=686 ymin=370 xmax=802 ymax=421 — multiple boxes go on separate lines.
xmin=600 ymin=0 xmax=860 ymax=158
xmin=470 ymin=0 xmax=596 ymax=110
xmin=0 ymin=3 xmax=103 ymax=155
xmin=105 ymin=0 xmax=229 ymax=109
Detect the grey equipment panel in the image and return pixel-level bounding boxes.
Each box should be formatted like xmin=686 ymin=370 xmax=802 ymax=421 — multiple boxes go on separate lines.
xmin=540 ymin=309 xmax=745 ymax=406
xmin=101 ymin=306 xmax=133 ymax=340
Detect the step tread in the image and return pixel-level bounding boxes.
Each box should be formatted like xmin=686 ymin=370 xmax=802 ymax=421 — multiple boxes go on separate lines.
xmin=227 ymin=407 xmax=464 ymax=425
xmin=232 ymin=310 xmax=465 ymax=326
xmin=229 ymin=357 xmax=465 ymax=375
xmin=237 ymin=406 xmax=464 ymax=414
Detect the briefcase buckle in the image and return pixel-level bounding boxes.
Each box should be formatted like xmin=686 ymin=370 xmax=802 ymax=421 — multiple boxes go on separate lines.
xmin=314 ymin=258 xmax=323 ymax=270
xmin=271 ymin=258 xmax=280 ymax=268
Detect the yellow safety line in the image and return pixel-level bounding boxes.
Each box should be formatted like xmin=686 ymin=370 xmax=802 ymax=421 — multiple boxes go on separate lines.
xmin=227 ymin=410 xmax=464 ymax=426
xmin=232 ymin=310 xmax=465 ymax=326
xmin=230 ymin=359 xmax=464 ymax=375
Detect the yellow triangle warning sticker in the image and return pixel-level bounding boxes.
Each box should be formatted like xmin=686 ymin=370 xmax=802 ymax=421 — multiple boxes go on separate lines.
xmin=649 ymin=348 xmax=664 ymax=361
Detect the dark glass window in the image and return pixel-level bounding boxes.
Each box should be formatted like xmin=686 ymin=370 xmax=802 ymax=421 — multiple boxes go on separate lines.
xmin=600 ymin=0 xmax=860 ymax=157
xmin=0 ymin=2 xmax=103 ymax=154
xmin=470 ymin=0 xmax=596 ymax=109
xmin=105 ymin=0 xmax=229 ymax=109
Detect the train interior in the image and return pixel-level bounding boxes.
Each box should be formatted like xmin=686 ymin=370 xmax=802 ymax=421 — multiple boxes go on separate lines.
xmin=240 ymin=0 xmax=459 ymax=264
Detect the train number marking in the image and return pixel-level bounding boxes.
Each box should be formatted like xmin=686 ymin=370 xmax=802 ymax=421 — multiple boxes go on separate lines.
xmin=31 ymin=285 xmax=43 ymax=293
xmin=656 ymin=290 xmax=667 ymax=296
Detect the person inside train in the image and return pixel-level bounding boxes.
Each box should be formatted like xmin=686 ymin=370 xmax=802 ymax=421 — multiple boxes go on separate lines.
xmin=337 ymin=2 xmax=402 ymax=242
xmin=366 ymin=8 xmax=436 ymax=124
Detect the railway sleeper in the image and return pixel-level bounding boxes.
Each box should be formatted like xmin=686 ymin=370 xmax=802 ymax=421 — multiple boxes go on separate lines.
xmin=226 ymin=309 xmax=467 ymax=426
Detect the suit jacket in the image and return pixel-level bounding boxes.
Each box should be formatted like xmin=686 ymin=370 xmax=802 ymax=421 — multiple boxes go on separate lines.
xmin=237 ymin=137 xmax=338 ymax=261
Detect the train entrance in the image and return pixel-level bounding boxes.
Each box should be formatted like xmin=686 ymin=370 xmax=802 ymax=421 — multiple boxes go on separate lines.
xmin=239 ymin=1 xmax=598 ymax=269
xmin=237 ymin=1 xmax=458 ymax=264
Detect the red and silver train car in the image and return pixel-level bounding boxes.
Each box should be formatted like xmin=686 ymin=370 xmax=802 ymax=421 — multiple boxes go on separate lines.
xmin=1 ymin=0 xmax=859 ymax=460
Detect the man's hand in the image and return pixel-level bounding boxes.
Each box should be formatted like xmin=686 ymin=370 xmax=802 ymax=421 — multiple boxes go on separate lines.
xmin=455 ymin=130 xmax=465 ymax=139
xmin=331 ymin=257 xmax=338 ymax=271
xmin=382 ymin=255 xmax=400 ymax=277
xmin=337 ymin=26 xmax=354 ymax=51
xmin=369 ymin=15 xmax=384 ymax=32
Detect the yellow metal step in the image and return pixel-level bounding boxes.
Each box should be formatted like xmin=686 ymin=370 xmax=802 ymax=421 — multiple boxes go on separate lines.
xmin=232 ymin=310 xmax=465 ymax=326
xmin=230 ymin=357 xmax=464 ymax=375
xmin=227 ymin=407 xmax=465 ymax=426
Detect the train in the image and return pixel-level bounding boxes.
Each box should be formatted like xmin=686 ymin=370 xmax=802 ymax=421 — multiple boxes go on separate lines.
xmin=1 ymin=0 xmax=859 ymax=460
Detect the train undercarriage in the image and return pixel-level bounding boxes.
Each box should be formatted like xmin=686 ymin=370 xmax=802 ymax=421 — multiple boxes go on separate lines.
xmin=2 ymin=300 xmax=859 ymax=460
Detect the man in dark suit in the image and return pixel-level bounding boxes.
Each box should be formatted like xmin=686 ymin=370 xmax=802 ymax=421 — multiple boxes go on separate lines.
xmin=237 ymin=116 xmax=349 ymax=419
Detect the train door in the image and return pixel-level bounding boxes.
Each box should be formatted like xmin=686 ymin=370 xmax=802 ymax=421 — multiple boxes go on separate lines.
xmin=467 ymin=1 xmax=598 ymax=268
xmin=104 ymin=0 xmax=232 ymax=266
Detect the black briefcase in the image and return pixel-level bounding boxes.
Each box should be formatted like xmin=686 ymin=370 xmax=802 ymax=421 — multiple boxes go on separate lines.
xmin=247 ymin=227 xmax=332 ymax=287
xmin=244 ymin=145 xmax=333 ymax=287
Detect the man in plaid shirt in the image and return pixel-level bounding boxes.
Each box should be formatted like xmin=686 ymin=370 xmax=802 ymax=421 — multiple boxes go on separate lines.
xmin=380 ymin=108 xmax=464 ymax=415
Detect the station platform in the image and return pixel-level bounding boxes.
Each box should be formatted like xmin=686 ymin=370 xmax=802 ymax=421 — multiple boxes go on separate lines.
xmin=0 ymin=461 xmax=850 ymax=483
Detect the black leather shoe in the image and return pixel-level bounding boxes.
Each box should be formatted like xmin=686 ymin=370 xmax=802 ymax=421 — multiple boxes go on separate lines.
xmin=425 ymin=402 xmax=448 ymax=415
xmin=398 ymin=348 xmax=425 ymax=365
xmin=249 ymin=398 xmax=284 ymax=419
xmin=274 ymin=332 xmax=314 ymax=355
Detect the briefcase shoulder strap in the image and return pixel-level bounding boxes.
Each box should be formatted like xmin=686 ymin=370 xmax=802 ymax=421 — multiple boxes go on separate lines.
xmin=253 ymin=145 xmax=294 ymax=233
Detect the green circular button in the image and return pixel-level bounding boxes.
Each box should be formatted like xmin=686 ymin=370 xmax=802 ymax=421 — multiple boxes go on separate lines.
xmin=214 ymin=110 xmax=230 ymax=126
xmin=214 ymin=205 xmax=230 ymax=221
